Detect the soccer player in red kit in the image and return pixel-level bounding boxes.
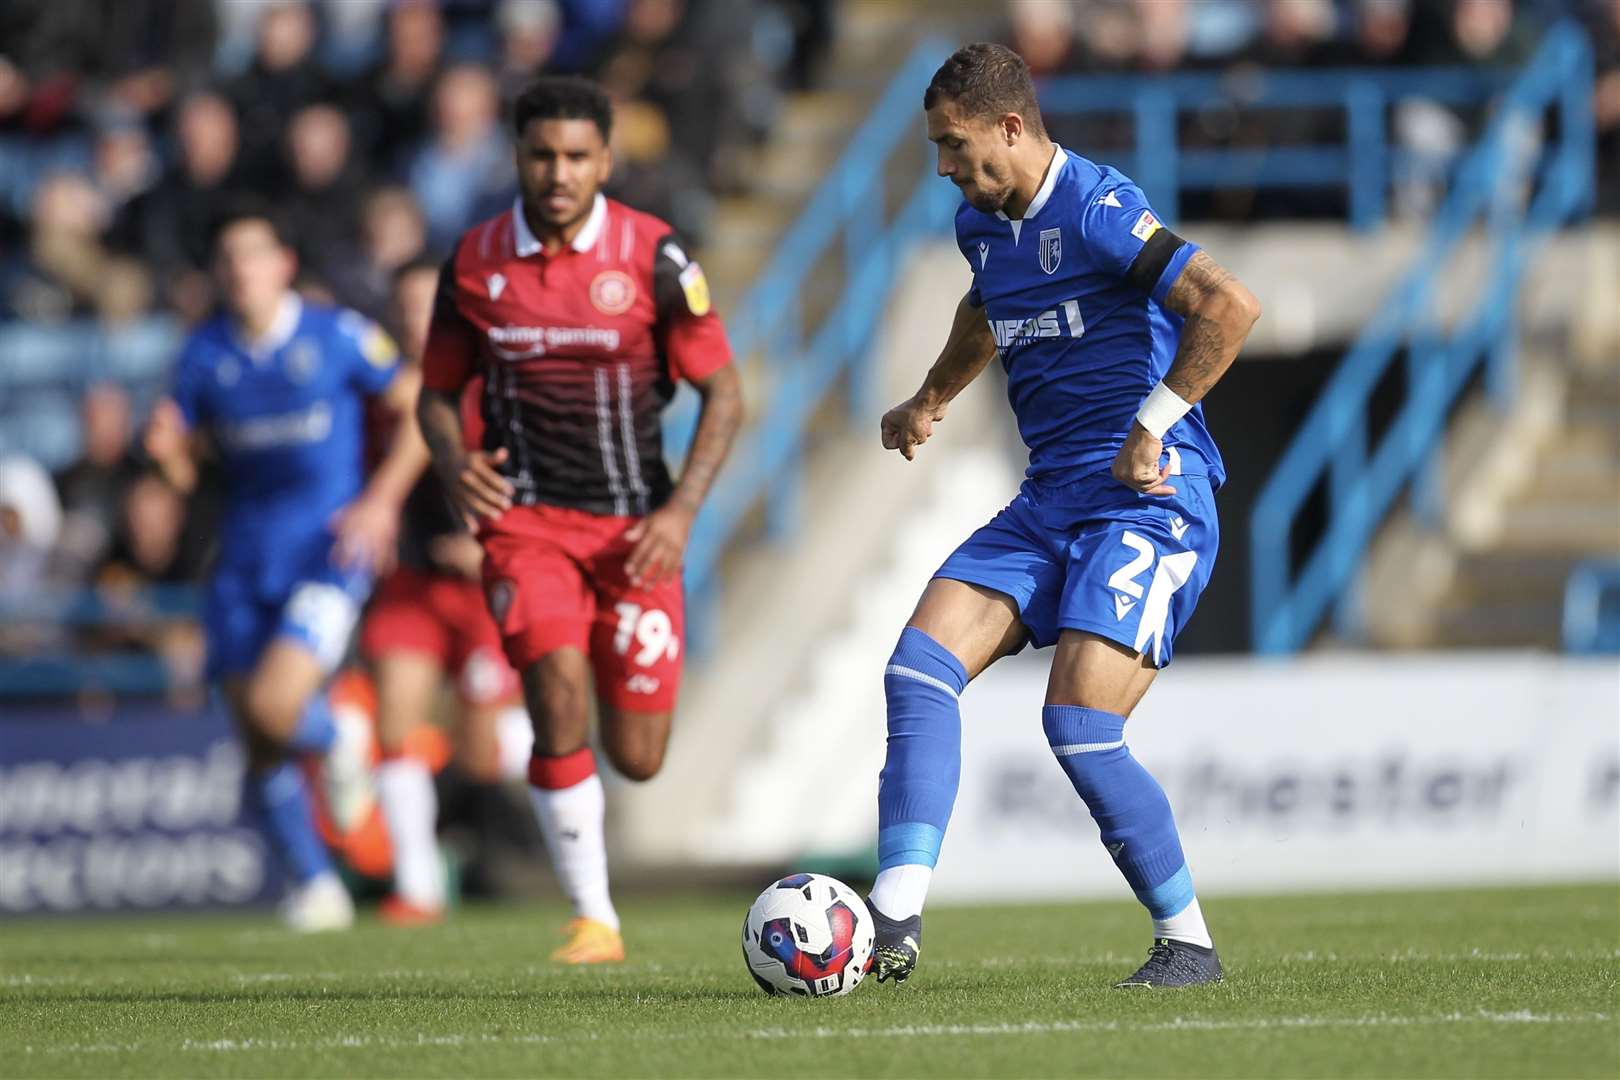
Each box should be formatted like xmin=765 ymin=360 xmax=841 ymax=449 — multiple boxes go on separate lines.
xmin=361 ymin=259 xmax=524 ymax=925
xmin=417 ymin=76 xmax=743 ymax=963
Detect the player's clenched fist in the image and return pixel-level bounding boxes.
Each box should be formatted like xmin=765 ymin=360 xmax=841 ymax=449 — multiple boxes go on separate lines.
xmin=1112 ymin=423 xmax=1177 ymax=496
xmin=881 ymin=396 xmax=948 ymax=461
xmin=447 ymin=446 xmax=515 ymax=527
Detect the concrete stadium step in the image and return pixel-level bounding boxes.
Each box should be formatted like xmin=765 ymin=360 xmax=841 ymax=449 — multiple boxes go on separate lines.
xmin=1490 ymin=501 xmax=1620 ymax=555
xmin=1429 ymin=601 xmax=1563 ymax=648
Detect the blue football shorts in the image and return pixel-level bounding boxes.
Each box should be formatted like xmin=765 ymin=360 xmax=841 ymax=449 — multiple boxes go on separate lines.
xmin=205 ymin=534 xmax=373 ymax=679
xmin=934 ymin=468 xmax=1218 ymax=667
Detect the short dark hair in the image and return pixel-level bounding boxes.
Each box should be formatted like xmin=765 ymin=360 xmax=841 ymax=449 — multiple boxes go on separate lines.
xmin=208 ymin=198 xmax=289 ymax=251
xmin=923 ymin=42 xmax=1046 ymax=137
xmin=512 ymin=76 xmax=614 ymax=140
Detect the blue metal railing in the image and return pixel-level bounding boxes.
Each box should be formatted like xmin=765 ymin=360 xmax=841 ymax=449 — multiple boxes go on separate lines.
xmin=1039 ymin=65 xmax=1516 ymax=230
xmin=671 ymin=37 xmax=957 ymax=652
xmin=1563 ymin=560 xmax=1620 ymax=654
xmin=1250 ymin=23 xmax=1594 ymax=654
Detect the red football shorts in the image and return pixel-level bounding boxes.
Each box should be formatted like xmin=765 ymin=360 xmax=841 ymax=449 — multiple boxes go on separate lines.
xmin=478 ymin=504 xmax=684 ymax=713
xmin=361 ymin=567 xmax=519 ymax=706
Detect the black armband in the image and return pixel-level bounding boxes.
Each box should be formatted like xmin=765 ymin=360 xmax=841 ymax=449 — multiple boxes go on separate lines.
xmin=1125 ymin=228 xmax=1187 ymax=295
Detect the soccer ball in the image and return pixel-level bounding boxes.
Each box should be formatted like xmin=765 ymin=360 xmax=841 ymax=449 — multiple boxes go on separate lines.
xmin=741 ymin=873 xmax=875 ymax=997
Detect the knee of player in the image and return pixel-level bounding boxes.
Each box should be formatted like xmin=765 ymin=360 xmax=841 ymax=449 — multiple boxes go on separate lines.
xmin=241 ymin=676 xmax=304 ymax=741
xmin=605 ymin=743 xmax=664 ymax=783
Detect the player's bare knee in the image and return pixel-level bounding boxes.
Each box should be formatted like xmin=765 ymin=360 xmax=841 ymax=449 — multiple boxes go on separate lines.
xmin=605 ymin=740 xmax=664 ymax=782
xmin=242 ymin=673 xmax=303 ymax=743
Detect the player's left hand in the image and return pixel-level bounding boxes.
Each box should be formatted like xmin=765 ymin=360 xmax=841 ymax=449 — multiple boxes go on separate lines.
xmin=330 ymin=493 xmax=402 ymax=575
xmin=1113 ymin=423 xmax=1177 ymax=496
xmin=623 ymin=504 xmax=693 ymax=587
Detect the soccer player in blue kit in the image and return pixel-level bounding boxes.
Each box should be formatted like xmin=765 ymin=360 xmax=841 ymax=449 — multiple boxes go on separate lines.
xmin=869 ymin=44 xmax=1261 ymax=988
xmin=145 ymin=206 xmax=428 ymax=931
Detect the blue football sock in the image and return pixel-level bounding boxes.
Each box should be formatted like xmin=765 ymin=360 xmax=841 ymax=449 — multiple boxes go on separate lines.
xmin=877 ymin=628 xmax=968 ymax=874
xmin=1042 ymin=705 xmax=1196 ymax=920
xmin=285 ymin=692 xmax=336 ymax=755
xmin=249 ymin=762 xmax=332 ymax=884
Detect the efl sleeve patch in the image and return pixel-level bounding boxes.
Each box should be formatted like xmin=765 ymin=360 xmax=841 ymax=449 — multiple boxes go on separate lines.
xmin=1130 ymin=210 xmax=1162 ymax=242
xmin=678 ymin=262 xmax=712 ymax=317
xmin=361 ymin=323 xmax=399 ymax=368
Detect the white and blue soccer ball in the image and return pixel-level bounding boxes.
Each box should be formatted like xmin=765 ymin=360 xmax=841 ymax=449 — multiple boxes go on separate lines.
xmin=741 ymin=873 xmax=875 ymax=998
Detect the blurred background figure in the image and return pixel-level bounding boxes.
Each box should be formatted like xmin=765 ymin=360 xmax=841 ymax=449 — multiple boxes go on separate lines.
xmin=409 ymin=63 xmax=510 ymax=251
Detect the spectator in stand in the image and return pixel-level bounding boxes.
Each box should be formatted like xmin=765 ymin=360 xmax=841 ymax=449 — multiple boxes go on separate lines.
xmin=1246 ymin=0 xmax=1339 ymax=66
xmin=496 ymin=0 xmax=563 ymax=101
xmin=352 ymin=0 xmax=447 ymax=172
xmin=1350 ymin=0 xmax=1416 ymax=64
xmin=0 ymin=454 xmax=68 ymax=655
xmin=228 ymin=2 xmax=332 ymax=189
xmin=1585 ymin=0 xmax=1620 ymax=213
xmin=1 ymin=169 xmax=152 ymax=325
xmin=1135 ymin=0 xmax=1193 ymax=73
xmin=90 ymin=469 xmax=211 ymax=702
xmin=81 ymin=0 xmax=217 ymax=124
xmin=124 ymin=90 xmax=245 ymax=322
xmin=408 ymin=63 xmax=512 ymax=251
xmin=55 ymin=382 xmax=144 ymax=581
xmin=330 ymin=186 xmax=433 ymax=321
xmin=281 ymin=102 xmax=368 ymax=289
xmin=1007 ymin=0 xmax=1083 ymax=78
xmin=604 ymin=98 xmax=711 ymax=244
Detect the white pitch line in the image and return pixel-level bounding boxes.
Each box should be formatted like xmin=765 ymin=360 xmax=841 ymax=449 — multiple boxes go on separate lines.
xmin=20 ymin=1010 xmax=1614 ymax=1057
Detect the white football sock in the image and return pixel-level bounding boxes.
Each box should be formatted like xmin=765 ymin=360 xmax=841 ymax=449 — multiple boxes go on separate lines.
xmin=1153 ymin=896 xmax=1213 ymax=949
xmin=869 ymin=864 xmax=933 ymax=921
xmin=376 ymin=757 xmax=444 ymax=908
xmin=529 ymin=775 xmax=619 ymax=931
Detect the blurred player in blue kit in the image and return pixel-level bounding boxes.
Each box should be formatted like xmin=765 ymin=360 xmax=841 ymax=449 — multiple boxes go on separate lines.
xmin=145 ymin=206 xmax=428 ymax=931
xmin=870 ymin=44 xmax=1261 ymax=988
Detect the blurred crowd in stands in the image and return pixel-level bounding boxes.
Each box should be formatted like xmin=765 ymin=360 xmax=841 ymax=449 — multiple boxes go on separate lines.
xmin=0 ymin=0 xmax=831 ymax=694
xmin=0 ymin=0 xmax=1614 ymax=699
xmin=999 ymin=0 xmax=1618 ymax=219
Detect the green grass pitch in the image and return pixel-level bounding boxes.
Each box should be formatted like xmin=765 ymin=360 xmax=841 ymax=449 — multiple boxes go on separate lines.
xmin=3 ymin=883 xmax=1616 ymax=1078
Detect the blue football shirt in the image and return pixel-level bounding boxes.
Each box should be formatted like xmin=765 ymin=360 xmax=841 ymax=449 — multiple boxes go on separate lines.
xmin=955 ymin=146 xmax=1225 ymax=490
xmin=170 ymin=294 xmax=400 ymax=588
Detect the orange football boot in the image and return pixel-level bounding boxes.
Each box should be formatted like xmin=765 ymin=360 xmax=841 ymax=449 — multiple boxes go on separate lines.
xmin=550 ymin=917 xmax=625 ymax=964
xmin=379 ymin=895 xmax=445 ymax=927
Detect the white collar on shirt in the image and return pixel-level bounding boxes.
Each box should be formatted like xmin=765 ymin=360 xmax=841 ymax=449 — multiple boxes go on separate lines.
xmin=234 ymin=292 xmax=302 ymax=361
xmin=996 ymin=142 xmax=1065 ymax=243
xmin=512 ymin=192 xmax=607 ymax=257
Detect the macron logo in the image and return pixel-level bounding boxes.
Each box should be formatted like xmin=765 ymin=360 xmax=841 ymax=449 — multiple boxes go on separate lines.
xmin=1097 ymin=190 xmax=1122 ymax=208
xmin=1170 ymin=516 xmax=1190 ymax=541
xmin=1113 ymin=594 xmax=1136 ymax=621
xmin=487 ymin=273 xmax=506 ymax=300
xmin=977 ymin=241 xmax=989 ymax=270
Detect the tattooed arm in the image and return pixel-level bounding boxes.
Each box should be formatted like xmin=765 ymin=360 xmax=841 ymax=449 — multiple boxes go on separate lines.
xmin=1112 ymin=250 xmax=1261 ymax=495
xmin=880 ymin=290 xmax=997 ymax=461
xmin=624 ymin=362 xmax=744 ymax=587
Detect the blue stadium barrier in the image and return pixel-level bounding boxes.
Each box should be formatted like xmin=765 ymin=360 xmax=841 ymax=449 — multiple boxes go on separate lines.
xmin=1562 ymin=560 xmax=1620 ymax=654
xmin=1249 ymin=23 xmax=1595 ymax=654
xmin=1038 ymin=65 xmax=1516 ymax=231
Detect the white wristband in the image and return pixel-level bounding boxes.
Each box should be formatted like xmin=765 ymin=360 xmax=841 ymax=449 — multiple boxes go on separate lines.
xmin=1134 ymin=380 xmax=1193 ymax=439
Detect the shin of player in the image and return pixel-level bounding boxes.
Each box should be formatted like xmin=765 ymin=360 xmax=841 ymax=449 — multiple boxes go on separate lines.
xmin=145 ymin=206 xmax=425 ymax=931
xmin=871 ymin=43 xmax=1259 ymax=988
xmin=416 ymin=77 xmax=742 ymax=963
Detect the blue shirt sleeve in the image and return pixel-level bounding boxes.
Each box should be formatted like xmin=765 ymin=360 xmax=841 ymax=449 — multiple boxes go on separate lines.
xmin=1078 ymin=182 xmax=1199 ymax=306
xmin=335 ymin=309 xmax=401 ymax=395
xmin=170 ymin=334 xmax=211 ymax=430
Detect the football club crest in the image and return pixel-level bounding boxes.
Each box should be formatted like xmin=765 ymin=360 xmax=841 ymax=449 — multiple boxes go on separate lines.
xmin=1038 ymin=227 xmax=1062 ymax=275
xmin=285 ymin=339 xmax=319 ymax=383
xmin=589 ymin=269 xmax=637 ymax=315
xmin=487 ymin=579 xmax=516 ymax=629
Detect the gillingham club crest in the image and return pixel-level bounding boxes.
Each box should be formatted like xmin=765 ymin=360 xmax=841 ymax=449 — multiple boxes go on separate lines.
xmin=1039 ymin=227 xmax=1062 ymax=275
